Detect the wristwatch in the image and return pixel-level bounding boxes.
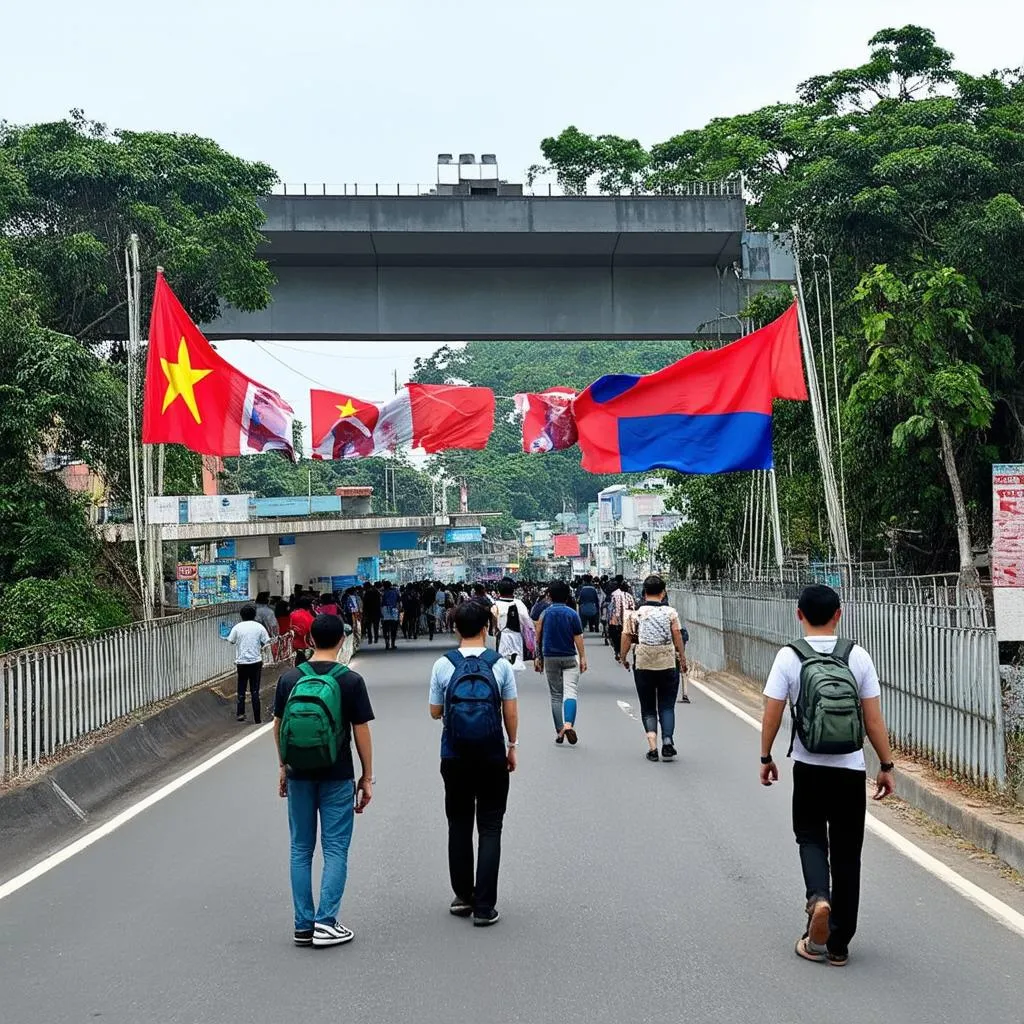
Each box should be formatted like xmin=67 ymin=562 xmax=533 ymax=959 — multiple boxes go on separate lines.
xmin=507 ymin=741 xmax=519 ymax=749
xmin=760 ymin=755 xmax=774 ymax=765
xmin=879 ymin=761 xmax=895 ymax=773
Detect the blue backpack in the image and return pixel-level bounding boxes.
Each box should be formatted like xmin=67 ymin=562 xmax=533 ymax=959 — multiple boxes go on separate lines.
xmin=443 ymin=650 xmax=505 ymax=759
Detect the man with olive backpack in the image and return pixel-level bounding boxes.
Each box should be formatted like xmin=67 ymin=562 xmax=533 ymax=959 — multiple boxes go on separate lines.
xmin=273 ymin=614 xmax=374 ymax=949
xmin=759 ymin=584 xmax=895 ymax=967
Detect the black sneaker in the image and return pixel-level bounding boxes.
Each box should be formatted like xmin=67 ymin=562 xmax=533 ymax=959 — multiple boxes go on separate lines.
xmin=679 ymin=694 xmax=691 ymax=704
xmin=294 ymin=928 xmax=314 ymax=947
xmin=450 ymin=897 xmax=473 ymax=918
xmin=646 ymin=749 xmax=660 ymax=763
xmin=473 ymin=909 xmax=500 ymax=927
xmin=662 ymin=742 xmax=677 ymax=760
xmin=235 ymin=714 xmax=246 ymax=722
xmin=555 ymin=733 xmax=565 ymax=745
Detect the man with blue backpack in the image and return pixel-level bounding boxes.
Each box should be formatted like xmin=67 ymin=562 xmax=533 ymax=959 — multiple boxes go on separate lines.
xmin=759 ymin=584 xmax=895 ymax=967
xmin=428 ymin=600 xmax=518 ymax=927
xmin=273 ymin=614 xmax=375 ymax=949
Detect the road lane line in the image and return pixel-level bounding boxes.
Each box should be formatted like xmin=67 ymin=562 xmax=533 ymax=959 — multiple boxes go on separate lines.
xmin=0 ymin=723 xmax=273 ymax=903
xmin=688 ymin=677 xmax=1024 ymax=940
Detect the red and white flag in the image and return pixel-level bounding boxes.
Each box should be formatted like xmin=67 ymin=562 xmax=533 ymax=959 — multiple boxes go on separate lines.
xmin=514 ymin=388 xmax=578 ymax=453
xmin=311 ymin=384 xmax=495 ymax=459
xmin=142 ymin=273 xmax=296 ymax=460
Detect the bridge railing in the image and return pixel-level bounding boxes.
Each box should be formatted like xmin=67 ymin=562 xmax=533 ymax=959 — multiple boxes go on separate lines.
xmin=271 ymin=178 xmax=744 ymax=198
xmin=0 ymin=604 xmax=296 ymax=780
xmin=671 ymin=581 xmax=1006 ymax=790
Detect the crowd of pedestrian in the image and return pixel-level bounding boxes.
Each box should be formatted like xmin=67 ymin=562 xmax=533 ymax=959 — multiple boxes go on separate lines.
xmin=224 ymin=569 xmax=894 ymax=968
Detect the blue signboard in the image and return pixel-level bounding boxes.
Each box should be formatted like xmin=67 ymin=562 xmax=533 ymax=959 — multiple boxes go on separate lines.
xmin=445 ymin=527 xmax=483 ymax=544
xmin=251 ymin=496 xmax=342 ymax=518
xmin=380 ymin=531 xmax=419 ymax=551
xmin=279 ymin=535 xmax=296 ymax=546
xmin=356 ymin=556 xmax=380 ymax=582
xmin=217 ymin=538 xmax=236 ymax=559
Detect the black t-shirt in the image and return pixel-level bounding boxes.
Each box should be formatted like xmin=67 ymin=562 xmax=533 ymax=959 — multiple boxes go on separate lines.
xmin=274 ymin=662 xmax=374 ymax=782
xmin=362 ymin=589 xmax=381 ymax=616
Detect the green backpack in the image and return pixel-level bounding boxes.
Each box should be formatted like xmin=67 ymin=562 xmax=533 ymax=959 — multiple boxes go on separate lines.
xmin=788 ymin=638 xmax=865 ymax=756
xmin=278 ymin=662 xmax=347 ymax=770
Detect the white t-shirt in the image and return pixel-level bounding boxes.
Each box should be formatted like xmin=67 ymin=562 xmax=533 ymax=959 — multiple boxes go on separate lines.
xmin=493 ymin=598 xmax=530 ymax=632
xmin=227 ymin=621 xmax=271 ymax=665
xmin=762 ymin=635 xmax=881 ymax=771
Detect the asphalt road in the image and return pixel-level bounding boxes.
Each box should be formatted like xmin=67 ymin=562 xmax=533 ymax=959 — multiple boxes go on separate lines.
xmin=3 ymin=634 xmax=1024 ymax=1024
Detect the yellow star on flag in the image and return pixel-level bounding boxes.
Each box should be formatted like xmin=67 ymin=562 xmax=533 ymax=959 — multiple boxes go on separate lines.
xmin=161 ymin=337 xmax=213 ymax=424
xmin=337 ymin=398 xmax=358 ymax=417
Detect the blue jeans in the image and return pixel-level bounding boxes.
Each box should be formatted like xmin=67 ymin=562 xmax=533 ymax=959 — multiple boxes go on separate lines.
xmin=287 ymin=778 xmax=355 ymax=930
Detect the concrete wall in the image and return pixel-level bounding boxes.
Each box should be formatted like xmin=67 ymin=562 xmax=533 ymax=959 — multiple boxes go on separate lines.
xmin=274 ymin=532 xmax=381 ymax=593
xmin=208 ymin=263 xmax=749 ymax=341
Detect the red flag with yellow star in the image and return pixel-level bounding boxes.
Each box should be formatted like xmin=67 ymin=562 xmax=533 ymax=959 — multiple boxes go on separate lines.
xmin=142 ymin=273 xmax=296 ymax=460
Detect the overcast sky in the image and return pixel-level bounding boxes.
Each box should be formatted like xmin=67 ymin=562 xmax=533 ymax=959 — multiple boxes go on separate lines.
xmin=7 ymin=0 xmax=1023 ymax=446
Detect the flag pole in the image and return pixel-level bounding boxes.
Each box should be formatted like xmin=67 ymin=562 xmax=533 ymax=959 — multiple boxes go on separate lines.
xmin=124 ymin=235 xmax=152 ymax=619
xmin=790 ymin=225 xmax=851 ymax=568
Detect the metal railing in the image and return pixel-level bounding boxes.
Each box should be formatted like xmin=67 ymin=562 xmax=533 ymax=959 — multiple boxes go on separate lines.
xmin=271 ymin=178 xmax=743 ymax=198
xmin=0 ymin=605 xmax=293 ymax=779
xmin=672 ymin=582 xmax=1006 ymax=789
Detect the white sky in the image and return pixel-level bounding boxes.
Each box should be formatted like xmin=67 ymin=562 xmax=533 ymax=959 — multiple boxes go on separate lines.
xmin=7 ymin=0 xmax=1023 ymax=444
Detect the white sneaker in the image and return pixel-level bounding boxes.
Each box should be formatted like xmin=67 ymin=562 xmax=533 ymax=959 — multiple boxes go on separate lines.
xmin=312 ymin=922 xmax=354 ymax=947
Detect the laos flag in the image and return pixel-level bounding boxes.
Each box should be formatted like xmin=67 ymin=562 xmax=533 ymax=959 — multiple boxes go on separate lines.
xmin=574 ymin=304 xmax=807 ymax=474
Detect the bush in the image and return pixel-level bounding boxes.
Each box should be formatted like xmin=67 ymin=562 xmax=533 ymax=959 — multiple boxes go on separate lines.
xmin=0 ymin=575 xmax=131 ymax=651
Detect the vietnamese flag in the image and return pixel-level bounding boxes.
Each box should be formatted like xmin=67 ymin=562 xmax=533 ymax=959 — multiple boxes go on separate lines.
xmin=574 ymin=304 xmax=807 ymax=474
xmin=311 ymin=383 xmax=495 ymax=459
xmin=142 ymin=273 xmax=296 ymax=460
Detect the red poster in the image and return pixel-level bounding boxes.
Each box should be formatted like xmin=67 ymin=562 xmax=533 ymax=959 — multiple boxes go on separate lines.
xmin=992 ymin=465 xmax=1024 ymax=586
xmin=553 ymin=534 xmax=582 ymax=558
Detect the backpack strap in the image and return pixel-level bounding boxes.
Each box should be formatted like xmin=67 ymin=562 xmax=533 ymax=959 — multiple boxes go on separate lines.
xmin=297 ymin=661 xmax=349 ymax=681
xmin=831 ymin=638 xmax=855 ymax=664
xmin=787 ymin=638 xmax=817 ymax=662
xmin=445 ymin=650 xmax=464 ymax=669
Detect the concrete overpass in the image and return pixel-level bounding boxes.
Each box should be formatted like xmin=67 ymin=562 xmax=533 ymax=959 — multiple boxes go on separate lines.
xmin=103 ymin=512 xmax=494 ymax=595
xmin=204 ymin=189 xmax=794 ymax=342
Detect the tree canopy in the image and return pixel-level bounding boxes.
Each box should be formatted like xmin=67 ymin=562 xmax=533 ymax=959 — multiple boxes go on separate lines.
xmin=535 ymin=25 xmax=1024 ymax=575
xmin=0 ymin=114 xmax=278 ymax=648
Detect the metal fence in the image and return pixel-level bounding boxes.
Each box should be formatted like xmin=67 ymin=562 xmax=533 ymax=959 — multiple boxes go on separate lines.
xmin=271 ymin=178 xmax=744 ymax=198
xmin=672 ymin=582 xmax=1006 ymax=789
xmin=0 ymin=605 xmax=292 ymax=779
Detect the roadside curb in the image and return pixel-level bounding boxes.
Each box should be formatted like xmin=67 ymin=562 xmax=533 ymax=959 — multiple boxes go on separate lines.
xmin=0 ymin=665 xmax=287 ymax=881
xmin=861 ymin=746 xmax=1024 ymax=877
xmin=694 ymin=663 xmax=1024 ymax=878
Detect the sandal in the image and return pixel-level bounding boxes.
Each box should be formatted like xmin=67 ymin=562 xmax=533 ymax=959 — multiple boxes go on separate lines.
xmin=795 ymin=936 xmax=827 ymax=963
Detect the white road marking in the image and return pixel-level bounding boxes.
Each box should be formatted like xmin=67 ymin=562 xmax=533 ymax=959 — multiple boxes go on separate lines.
xmin=616 ymin=700 xmax=639 ymax=721
xmin=0 ymin=723 xmax=273 ymax=903
xmin=687 ymin=677 xmax=1024 ymax=940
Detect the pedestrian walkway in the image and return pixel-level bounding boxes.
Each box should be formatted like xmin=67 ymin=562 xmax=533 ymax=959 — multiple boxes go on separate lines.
xmin=1 ymin=636 xmax=1023 ymax=1024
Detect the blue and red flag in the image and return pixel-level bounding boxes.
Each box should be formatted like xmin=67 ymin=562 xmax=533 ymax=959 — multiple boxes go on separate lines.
xmin=574 ymin=304 xmax=807 ymax=474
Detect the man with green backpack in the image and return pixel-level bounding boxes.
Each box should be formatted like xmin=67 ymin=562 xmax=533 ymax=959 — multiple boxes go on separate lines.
xmin=273 ymin=614 xmax=374 ymax=949
xmin=759 ymin=584 xmax=895 ymax=967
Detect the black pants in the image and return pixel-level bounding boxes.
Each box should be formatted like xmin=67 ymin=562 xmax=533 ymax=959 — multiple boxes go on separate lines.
xmin=608 ymin=624 xmax=623 ymax=658
xmin=363 ymin=615 xmax=380 ymax=643
xmin=236 ymin=662 xmax=263 ymax=722
xmin=382 ymin=619 xmax=399 ymax=647
xmin=633 ymin=667 xmax=679 ymax=738
xmin=581 ymin=612 xmax=599 ymax=633
xmin=792 ymin=761 xmax=867 ymax=956
xmin=441 ymin=758 xmax=510 ymax=914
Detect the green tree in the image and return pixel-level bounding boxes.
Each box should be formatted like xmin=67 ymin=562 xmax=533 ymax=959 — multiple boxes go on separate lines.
xmin=850 ymin=264 xmax=996 ymax=582
xmin=0 ymin=112 xmax=277 ymax=344
xmin=537 ymin=25 xmax=1024 ymax=571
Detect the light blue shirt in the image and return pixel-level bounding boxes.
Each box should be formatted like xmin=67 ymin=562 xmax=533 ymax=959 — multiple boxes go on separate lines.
xmin=429 ymin=647 xmax=518 ymax=704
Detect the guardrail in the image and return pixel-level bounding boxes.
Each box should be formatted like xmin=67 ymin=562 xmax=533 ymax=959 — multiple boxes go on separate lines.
xmin=271 ymin=178 xmax=744 ymax=198
xmin=672 ymin=582 xmax=1006 ymax=789
xmin=0 ymin=605 xmax=293 ymax=779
